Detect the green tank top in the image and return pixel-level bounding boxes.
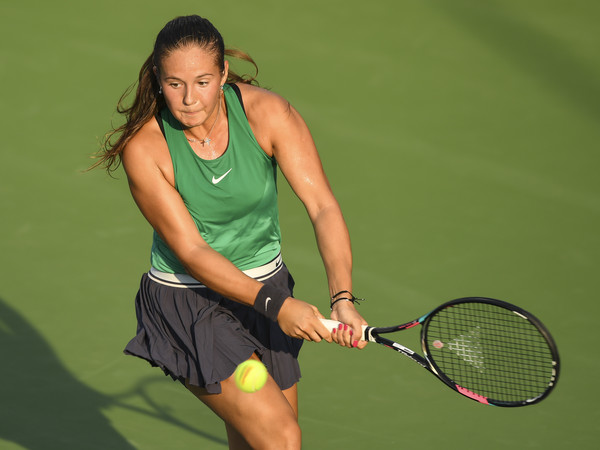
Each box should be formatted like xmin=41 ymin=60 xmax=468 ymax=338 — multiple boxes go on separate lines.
xmin=150 ymin=84 xmax=281 ymax=273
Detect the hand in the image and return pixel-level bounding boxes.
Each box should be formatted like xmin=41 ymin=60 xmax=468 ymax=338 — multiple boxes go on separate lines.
xmin=277 ymin=297 xmax=333 ymax=343
xmin=329 ymin=301 xmax=368 ymax=349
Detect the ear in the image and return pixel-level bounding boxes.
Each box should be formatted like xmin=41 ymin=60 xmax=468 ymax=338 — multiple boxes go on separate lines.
xmin=220 ymin=60 xmax=229 ymax=86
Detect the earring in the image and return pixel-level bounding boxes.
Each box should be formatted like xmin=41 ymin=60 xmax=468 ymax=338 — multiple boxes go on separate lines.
xmin=220 ymin=85 xmax=224 ymax=90
xmin=158 ymin=86 xmax=163 ymax=94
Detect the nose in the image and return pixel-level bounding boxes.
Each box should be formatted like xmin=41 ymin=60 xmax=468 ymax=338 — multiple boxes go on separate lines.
xmin=183 ymin=86 xmax=196 ymax=106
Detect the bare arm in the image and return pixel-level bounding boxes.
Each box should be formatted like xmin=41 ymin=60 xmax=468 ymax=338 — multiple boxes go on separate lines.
xmin=121 ymin=119 xmax=331 ymax=342
xmin=243 ymin=86 xmax=368 ymax=348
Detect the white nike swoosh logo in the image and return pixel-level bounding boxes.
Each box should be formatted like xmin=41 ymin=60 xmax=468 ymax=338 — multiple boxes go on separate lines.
xmin=212 ymin=168 xmax=232 ymax=184
xmin=265 ymin=297 xmax=271 ymax=311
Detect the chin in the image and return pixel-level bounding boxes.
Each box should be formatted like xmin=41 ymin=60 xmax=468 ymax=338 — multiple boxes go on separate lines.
xmin=176 ymin=113 xmax=202 ymax=128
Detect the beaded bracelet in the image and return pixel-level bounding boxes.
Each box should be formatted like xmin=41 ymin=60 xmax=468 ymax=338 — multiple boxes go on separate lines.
xmin=330 ymin=290 xmax=365 ymax=310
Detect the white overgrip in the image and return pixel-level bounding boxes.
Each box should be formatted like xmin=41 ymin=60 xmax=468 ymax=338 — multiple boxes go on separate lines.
xmin=319 ymin=318 xmax=372 ymax=342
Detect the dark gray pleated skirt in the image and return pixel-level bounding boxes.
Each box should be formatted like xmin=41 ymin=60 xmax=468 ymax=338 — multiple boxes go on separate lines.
xmin=124 ymin=263 xmax=303 ymax=394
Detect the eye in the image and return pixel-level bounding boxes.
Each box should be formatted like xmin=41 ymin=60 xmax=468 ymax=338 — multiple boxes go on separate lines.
xmin=198 ymin=81 xmax=209 ymax=87
xmin=168 ymin=82 xmax=181 ymax=88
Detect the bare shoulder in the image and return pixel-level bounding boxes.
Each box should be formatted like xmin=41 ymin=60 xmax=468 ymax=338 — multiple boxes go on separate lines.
xmin=122 ymin=117 xmax=174 ymax=184
xmin=122 ymin=118 xmax=164 ymax=164
xmin=234 ymin=83 xmax=303 ymax=153
xmin=236 ymin=83 xmax=296 ymax=118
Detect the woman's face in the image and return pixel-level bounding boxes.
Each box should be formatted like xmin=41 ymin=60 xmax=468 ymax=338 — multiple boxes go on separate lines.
xmin=156 ymin=44 xmax=228 ymax=129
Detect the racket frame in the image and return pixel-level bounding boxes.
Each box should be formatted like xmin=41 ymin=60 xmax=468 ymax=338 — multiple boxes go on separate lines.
xmin=419 ymin=297 xmax=560 ymax=406
xmin=323 ymin=297 xmax=560 ymax=407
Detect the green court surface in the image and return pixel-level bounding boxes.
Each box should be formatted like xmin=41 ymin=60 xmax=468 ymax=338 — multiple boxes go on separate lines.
xmin=1 ymin=0 xmax=598 ymax=448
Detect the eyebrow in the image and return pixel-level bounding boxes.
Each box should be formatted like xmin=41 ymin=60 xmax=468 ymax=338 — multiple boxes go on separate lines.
xmin=164 ymin=73 xmax=215 ymax=80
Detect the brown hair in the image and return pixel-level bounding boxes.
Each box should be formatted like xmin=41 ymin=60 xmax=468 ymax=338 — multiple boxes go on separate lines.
xmin=91 ymin=15 xmax=258 ymax=174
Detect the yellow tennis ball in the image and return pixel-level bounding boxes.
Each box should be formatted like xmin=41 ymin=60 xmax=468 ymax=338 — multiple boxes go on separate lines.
xmin=234 ymin=360 xmax=268 ymax=393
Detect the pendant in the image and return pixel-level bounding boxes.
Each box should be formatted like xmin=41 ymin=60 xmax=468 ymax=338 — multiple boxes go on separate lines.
xmin=187 ymin=137 xmax=211 ymax=146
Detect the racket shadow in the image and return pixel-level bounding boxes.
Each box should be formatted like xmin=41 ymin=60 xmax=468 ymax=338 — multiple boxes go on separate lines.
xmin=106 ymin=376 xmax=229 ymax=446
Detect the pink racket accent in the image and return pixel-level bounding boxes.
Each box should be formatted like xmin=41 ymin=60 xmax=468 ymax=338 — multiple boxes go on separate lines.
xmin=400 ymin=321 xmax=420 ymax=330
xmin=456 ymin=385 xmax=489 ymax=405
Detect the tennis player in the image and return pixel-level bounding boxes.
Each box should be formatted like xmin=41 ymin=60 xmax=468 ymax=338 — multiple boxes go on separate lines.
xmin=95 ymin=15 xmax=367 ymax=449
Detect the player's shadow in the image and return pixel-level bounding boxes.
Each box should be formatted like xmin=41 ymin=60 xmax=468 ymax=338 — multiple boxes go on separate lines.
xmin=0 ymin=296 xmax=227 ymax=449
xmin=0 ymin=296 xmax=135 ymax=449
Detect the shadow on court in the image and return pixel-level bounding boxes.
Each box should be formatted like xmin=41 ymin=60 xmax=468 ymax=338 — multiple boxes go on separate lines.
xmin=0 ymin=297 xmax=227 ymax=449
xmin=108 ymin=375 xmax=228 ymax=447
xmin=0 ymin=297 xmax=135 ymax=449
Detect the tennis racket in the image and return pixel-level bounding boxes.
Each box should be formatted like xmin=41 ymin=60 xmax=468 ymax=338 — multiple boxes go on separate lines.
xmin=321 ymin=297 xmax=559 ymax=407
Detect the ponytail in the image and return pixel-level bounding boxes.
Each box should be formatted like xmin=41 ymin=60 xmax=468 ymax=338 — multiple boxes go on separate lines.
xmin=226 ymin=48 xmax=259 ymax=85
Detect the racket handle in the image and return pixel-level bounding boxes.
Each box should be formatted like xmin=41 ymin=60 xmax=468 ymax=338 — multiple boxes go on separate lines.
xmin=319 ymin=318 xmax=373 ymax=342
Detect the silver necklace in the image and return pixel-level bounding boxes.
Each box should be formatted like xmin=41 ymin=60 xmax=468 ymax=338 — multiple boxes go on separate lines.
xmin=186 ymin=98 xmax=221 ymax=146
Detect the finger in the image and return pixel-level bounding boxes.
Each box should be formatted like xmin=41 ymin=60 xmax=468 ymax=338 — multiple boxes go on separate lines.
xmin=308 ymin=332 xmax=323 ymax=343
xmin=303 ymin=318 xmax=337 ymax=343
xmin=329 ymin=323 xmax=340 ymax=345
xmin=323 ymin=318 xmax=356 ymax=348
xmin=351 ymin=321 xmax=368 ymax=349
xmin=331 ymin=325 xmax=346 ymax=346
xmin=355 ymin=339 xmax=368 ymax=349
xmin=344 ymin=323 xmax=355 ymax=347
xmin=331 ymin=326 xmax=338 ymax=343
xmin=338 ymin=323 xmax=348 ymax=347
xmin=313 ymin=319 xmax=332 ymax=343
xmin=337 ymin=323 xmax=352 ymax=348
xmin=294 ymin=329 xmax=312 ymax=341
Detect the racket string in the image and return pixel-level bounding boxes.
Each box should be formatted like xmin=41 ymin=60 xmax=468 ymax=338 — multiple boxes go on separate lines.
xmin=424 ymin=302 xmax=556 ymax=403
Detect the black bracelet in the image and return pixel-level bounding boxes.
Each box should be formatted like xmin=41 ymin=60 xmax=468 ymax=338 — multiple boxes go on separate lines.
xmin=330 ymin=291 xmax=365 ymax=310
xmin=331 ymin=290 xmax=353 ymax=300
xmin=253 ymin=284 xmax=289 ymax=322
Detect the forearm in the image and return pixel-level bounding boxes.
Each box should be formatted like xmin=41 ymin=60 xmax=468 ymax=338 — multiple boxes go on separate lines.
xmin=179 ymin=244 xmax=264 ymax=305
xmin=180 ymin=243 xmax=329 ymax=342
xmin=311 ymin=203 xmax=367 ymax=347
xmin=310 ymin=203 xmax=353 ymax=299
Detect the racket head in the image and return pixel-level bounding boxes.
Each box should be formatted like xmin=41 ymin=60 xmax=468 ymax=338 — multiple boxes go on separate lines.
xmin=421 ymin=297 xmax=560 ymax=407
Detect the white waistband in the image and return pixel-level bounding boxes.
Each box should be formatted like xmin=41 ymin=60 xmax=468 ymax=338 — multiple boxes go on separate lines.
xmin=147 ymin=253 xmax=283 ymax=288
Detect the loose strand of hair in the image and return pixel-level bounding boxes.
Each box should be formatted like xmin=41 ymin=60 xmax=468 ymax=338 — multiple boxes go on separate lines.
xmin=225 ymin=48 xmax=259 ymax=85
xmin=89 ymin=55 xmax=160 ymax=175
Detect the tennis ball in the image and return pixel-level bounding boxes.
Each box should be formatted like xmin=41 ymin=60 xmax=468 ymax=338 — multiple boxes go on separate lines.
xmin=234 ymin=360 xmax=268 ymax=393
